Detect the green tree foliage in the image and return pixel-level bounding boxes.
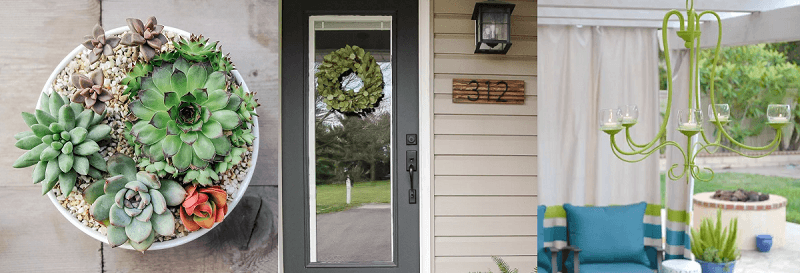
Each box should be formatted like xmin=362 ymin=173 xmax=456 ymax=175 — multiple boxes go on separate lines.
xmin=698 ymin=44 xmax=800 ymax=148
xmin=315 ymin=113 xmax=390 ymax=184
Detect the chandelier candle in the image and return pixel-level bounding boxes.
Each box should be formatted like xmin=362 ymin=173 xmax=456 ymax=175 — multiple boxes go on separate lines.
xmin=599 ymin=0 xmax=792 ymax=182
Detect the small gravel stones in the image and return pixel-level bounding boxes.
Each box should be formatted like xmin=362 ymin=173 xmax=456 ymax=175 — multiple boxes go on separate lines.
xmin=50 ymin=29 xmax=253 ymax=244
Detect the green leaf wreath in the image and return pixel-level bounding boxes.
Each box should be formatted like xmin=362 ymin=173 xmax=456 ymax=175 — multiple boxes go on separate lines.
xmin=315 ymin=45 xmax=384 ymax=114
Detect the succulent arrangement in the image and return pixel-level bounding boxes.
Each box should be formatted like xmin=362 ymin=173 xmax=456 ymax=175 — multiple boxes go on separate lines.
xmin=12 ymin=16 xmax=258 ymax=252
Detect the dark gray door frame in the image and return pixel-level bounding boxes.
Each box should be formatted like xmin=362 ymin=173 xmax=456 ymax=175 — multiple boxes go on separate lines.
xmin=281 ymin=0 xmax=419 ymax=271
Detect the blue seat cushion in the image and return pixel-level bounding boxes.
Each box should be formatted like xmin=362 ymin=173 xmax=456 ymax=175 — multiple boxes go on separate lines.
xmin=578 ymin=262 xmax=654 ymax=273
xmin=563 ymin=202 xmax=650 ymax=267
xmin=537 ymin=268 xmax=550 ymax=273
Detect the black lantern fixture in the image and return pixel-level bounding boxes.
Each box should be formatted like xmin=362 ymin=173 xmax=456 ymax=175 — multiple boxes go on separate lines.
xmin=471 ymin=0 xmax=515 ymax=54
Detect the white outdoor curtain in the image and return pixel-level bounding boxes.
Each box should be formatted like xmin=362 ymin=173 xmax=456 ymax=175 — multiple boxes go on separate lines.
xmin=538 ymin=26 xmax=661 ymax=207
xmin=664 ymin=48 xmax=695 ymax=260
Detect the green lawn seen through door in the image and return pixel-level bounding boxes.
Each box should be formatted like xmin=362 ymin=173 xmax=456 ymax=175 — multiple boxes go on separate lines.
xmin=316 ymin=180 xmax=391 ymax=214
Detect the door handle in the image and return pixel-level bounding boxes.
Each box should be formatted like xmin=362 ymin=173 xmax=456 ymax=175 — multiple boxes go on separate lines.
xmin=406 ymin=150 xmax=417 ymax=204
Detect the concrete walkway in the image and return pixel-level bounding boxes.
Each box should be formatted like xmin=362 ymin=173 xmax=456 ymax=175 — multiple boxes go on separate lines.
xmin=316 ymin=203 xmax=391 ymax=262
xmin=716 ymin=164 xmax=800 ymax=179
xmin=734 ymin=222 xmax=800 ymax=273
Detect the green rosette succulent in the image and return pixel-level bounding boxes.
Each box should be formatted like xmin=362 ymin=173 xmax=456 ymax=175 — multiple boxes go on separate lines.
xmin=13 ymin=92 xmax=111 ymax=195
xmin=86 ymin=154 xmax=187 ymax=252
xmin=127 ymin=58 xmax=244 ymax=185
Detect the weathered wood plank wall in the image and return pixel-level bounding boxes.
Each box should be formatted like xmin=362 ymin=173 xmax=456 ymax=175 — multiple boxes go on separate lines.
xmin=0 ymin=1 xmax=280 ymax=272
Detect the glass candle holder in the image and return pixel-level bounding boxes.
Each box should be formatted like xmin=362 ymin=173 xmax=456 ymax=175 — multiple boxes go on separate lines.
xmin=619 ymin=105 xmax=639 ymax=126
xmin=599 ymin=108 xmax=622 ymax=131
xmin=708 ymin=104 xmax=730 ymax=123
xmin=767 ymin=104 xmax=791 ymax=124
xmin=678 ymin=109 xmax=703 ymax=133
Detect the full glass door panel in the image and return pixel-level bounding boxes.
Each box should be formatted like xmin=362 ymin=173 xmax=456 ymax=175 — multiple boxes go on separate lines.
xmin=308 ymin=15 xmax=393 ymax=264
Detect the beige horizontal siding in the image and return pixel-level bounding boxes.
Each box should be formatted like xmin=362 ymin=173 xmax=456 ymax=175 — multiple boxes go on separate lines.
xmin=434 ymin=176 xmax=537 ymax=196
xmin=434 ymin=53 xmax=535 ymax=75
xmin=435 ymin=216 xmax=537 ymax=236
xmin=435 ymin=196 xmax=538 ymax=216
xmin=434 ymin=34 xmax=536 ymax=56
xmin=434 ymin=15 xmax=536 ymax=37
xmin=434 ymin=135 xmax=537 ymax=155
xmin=434 ymin=94 xmax=537 ymax=115
xmin=433 ymin=0 xmax=536 ymax=17
xmin=435 ymin=236 xmax=537 ymax=256
xmin=434 ymin=156 xmax=537 ymax=176
xmin=434 ymin=115 xmax=537 ymax=135
xmin=435 ymin=256 xmax=536 ymax=273
xmin=431 ymin=0 xmax=536 ymax=270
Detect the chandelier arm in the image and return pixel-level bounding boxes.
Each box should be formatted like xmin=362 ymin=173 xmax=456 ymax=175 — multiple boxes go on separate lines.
xmin=668 ymin=163 xmax=688 ymax=181
xmin=694 ymin=10 xmax=770 ymax=151
xmin=624 ymin=126 xmax=651 ymax=148
xmin=693 ymin=130 xmax=782 ymax=161
xmin=611 ymin=135 xmax=685 ymax=163
xmin=690 ymin=165 xmax=714 ymax=182
xmin=633 ymin=10 xmax=687 ymax=154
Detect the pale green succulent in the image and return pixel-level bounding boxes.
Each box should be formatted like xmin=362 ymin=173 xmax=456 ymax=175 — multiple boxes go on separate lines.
xmin=86 ymin=154 xmax=186 ymax=252
xmin=127 ymin=58 xmax=244 ymax=185
xmin=13 ymin=91 xmax=111 ymax=195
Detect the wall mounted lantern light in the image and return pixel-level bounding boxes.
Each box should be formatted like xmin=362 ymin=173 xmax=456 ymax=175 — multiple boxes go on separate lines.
xmin=471 ymin=0 xmax=515 ymax=54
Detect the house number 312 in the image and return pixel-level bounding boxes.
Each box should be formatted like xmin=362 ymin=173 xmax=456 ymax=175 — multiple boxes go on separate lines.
xmin=467 ymin=80 xmax=509 ymax=102
xmin=452 ymin=78 xmax=525 ymax=105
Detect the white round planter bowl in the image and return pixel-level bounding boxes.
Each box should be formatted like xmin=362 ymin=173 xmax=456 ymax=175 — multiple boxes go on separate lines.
xmin=40 ymin=26 xmax=258 ymax=251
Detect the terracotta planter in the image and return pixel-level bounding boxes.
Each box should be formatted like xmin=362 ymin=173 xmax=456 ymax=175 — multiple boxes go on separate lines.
xmin=39 ymin=26 xmax=258 ymax=250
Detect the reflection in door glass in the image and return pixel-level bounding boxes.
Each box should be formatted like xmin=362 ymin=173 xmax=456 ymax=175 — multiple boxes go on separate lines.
xmin=309 ymin=16 xmax=393 ymax=263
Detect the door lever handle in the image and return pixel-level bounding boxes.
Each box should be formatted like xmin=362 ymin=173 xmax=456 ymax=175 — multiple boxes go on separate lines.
xmin=406 ymin=150 xmax=417 ymax=204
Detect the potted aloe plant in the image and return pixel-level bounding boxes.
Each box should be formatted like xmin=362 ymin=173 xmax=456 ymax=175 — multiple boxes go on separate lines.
xmin=690 ymin=210 xmax=740 ymax=273
xmin=12 ymin=16 xmax=260 ymax=252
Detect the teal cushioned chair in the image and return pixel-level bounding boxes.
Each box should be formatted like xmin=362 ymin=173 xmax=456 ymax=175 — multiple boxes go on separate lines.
xmin=561 ymin=203 xmax=664 ymax=273
xmin=538 ymin=205 xmax=562 ymax=273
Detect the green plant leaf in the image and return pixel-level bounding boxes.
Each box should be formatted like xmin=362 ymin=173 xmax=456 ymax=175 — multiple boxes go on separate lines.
xmin=201 ymin=120 xmax=223 ymax=139
xmin=151 ymin=210 xmax=175 ymax=236
xmin=172 ymin=143 xmax=193 ymax=171
xmin=74 ymin=140 xmax=100 ymax=156
xmin=58 ymin=153 xmax=73 ymax=173
xmin=210 ymin=110 xmax=241 ymax=130
xmin=171 ymin=70 xmax=189 ymax=96
xmin=158 ymin=179 xmax=186 ymax=206
xmin=15 ymin=135 xmax=42 ymax=150
xmin=136 ymin=124 xmax=167 ymax=145
xmin=87 ymin=124 xmax=111 ymax=142
xmin=192 ymin=134 xmax=215 ymax=161
xmin=90 ymin=193 xmax=114 ymax=220
xmin=72 ymin=155 xmax=89 ymax=175
xmin=58 ymin=171 xmax=77 ymax=196
xmin=107 ymin=225 xmax=129 ymax=247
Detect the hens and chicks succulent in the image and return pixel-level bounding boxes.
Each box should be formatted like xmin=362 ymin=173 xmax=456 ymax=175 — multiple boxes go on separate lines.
xmin=12 ymin=16 xmax=258 ymax=252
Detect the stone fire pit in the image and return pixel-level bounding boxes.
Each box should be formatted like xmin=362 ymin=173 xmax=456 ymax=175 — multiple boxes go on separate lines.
xmin=693 ymin=192 xmax=787 ymax=251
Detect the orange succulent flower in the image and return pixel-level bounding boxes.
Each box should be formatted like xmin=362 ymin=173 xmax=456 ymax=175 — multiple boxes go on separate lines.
xmin=179 ymin=185 xmax=228 ymax=231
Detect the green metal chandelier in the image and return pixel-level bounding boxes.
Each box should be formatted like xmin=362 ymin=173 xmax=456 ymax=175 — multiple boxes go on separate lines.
xmin=600 ymin=0 xmax=792 ymax=182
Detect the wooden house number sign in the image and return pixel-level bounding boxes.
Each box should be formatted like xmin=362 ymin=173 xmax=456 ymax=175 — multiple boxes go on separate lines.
xmin=452 ymin=79 xmax=525 ymax=104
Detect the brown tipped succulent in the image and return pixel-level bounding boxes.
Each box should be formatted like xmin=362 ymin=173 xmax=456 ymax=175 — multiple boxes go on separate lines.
xmin=120 ymin=16 xmax=167 ymax=62
xmin=82 ymin=24 xmax=121 ymax=64
xmin=71 ymin=70 xmax=112 ymax=115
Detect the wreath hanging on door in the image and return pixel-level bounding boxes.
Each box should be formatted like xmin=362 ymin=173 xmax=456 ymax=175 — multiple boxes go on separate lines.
xmin=316 ymin=45 xmax=384 ymax=114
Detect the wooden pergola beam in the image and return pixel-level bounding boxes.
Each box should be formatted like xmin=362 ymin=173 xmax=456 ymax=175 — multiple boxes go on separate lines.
xmin=538 ymin=0 xmax=796 ymax=13
xmin=666 ymin=4 xmax=800 ymax=50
